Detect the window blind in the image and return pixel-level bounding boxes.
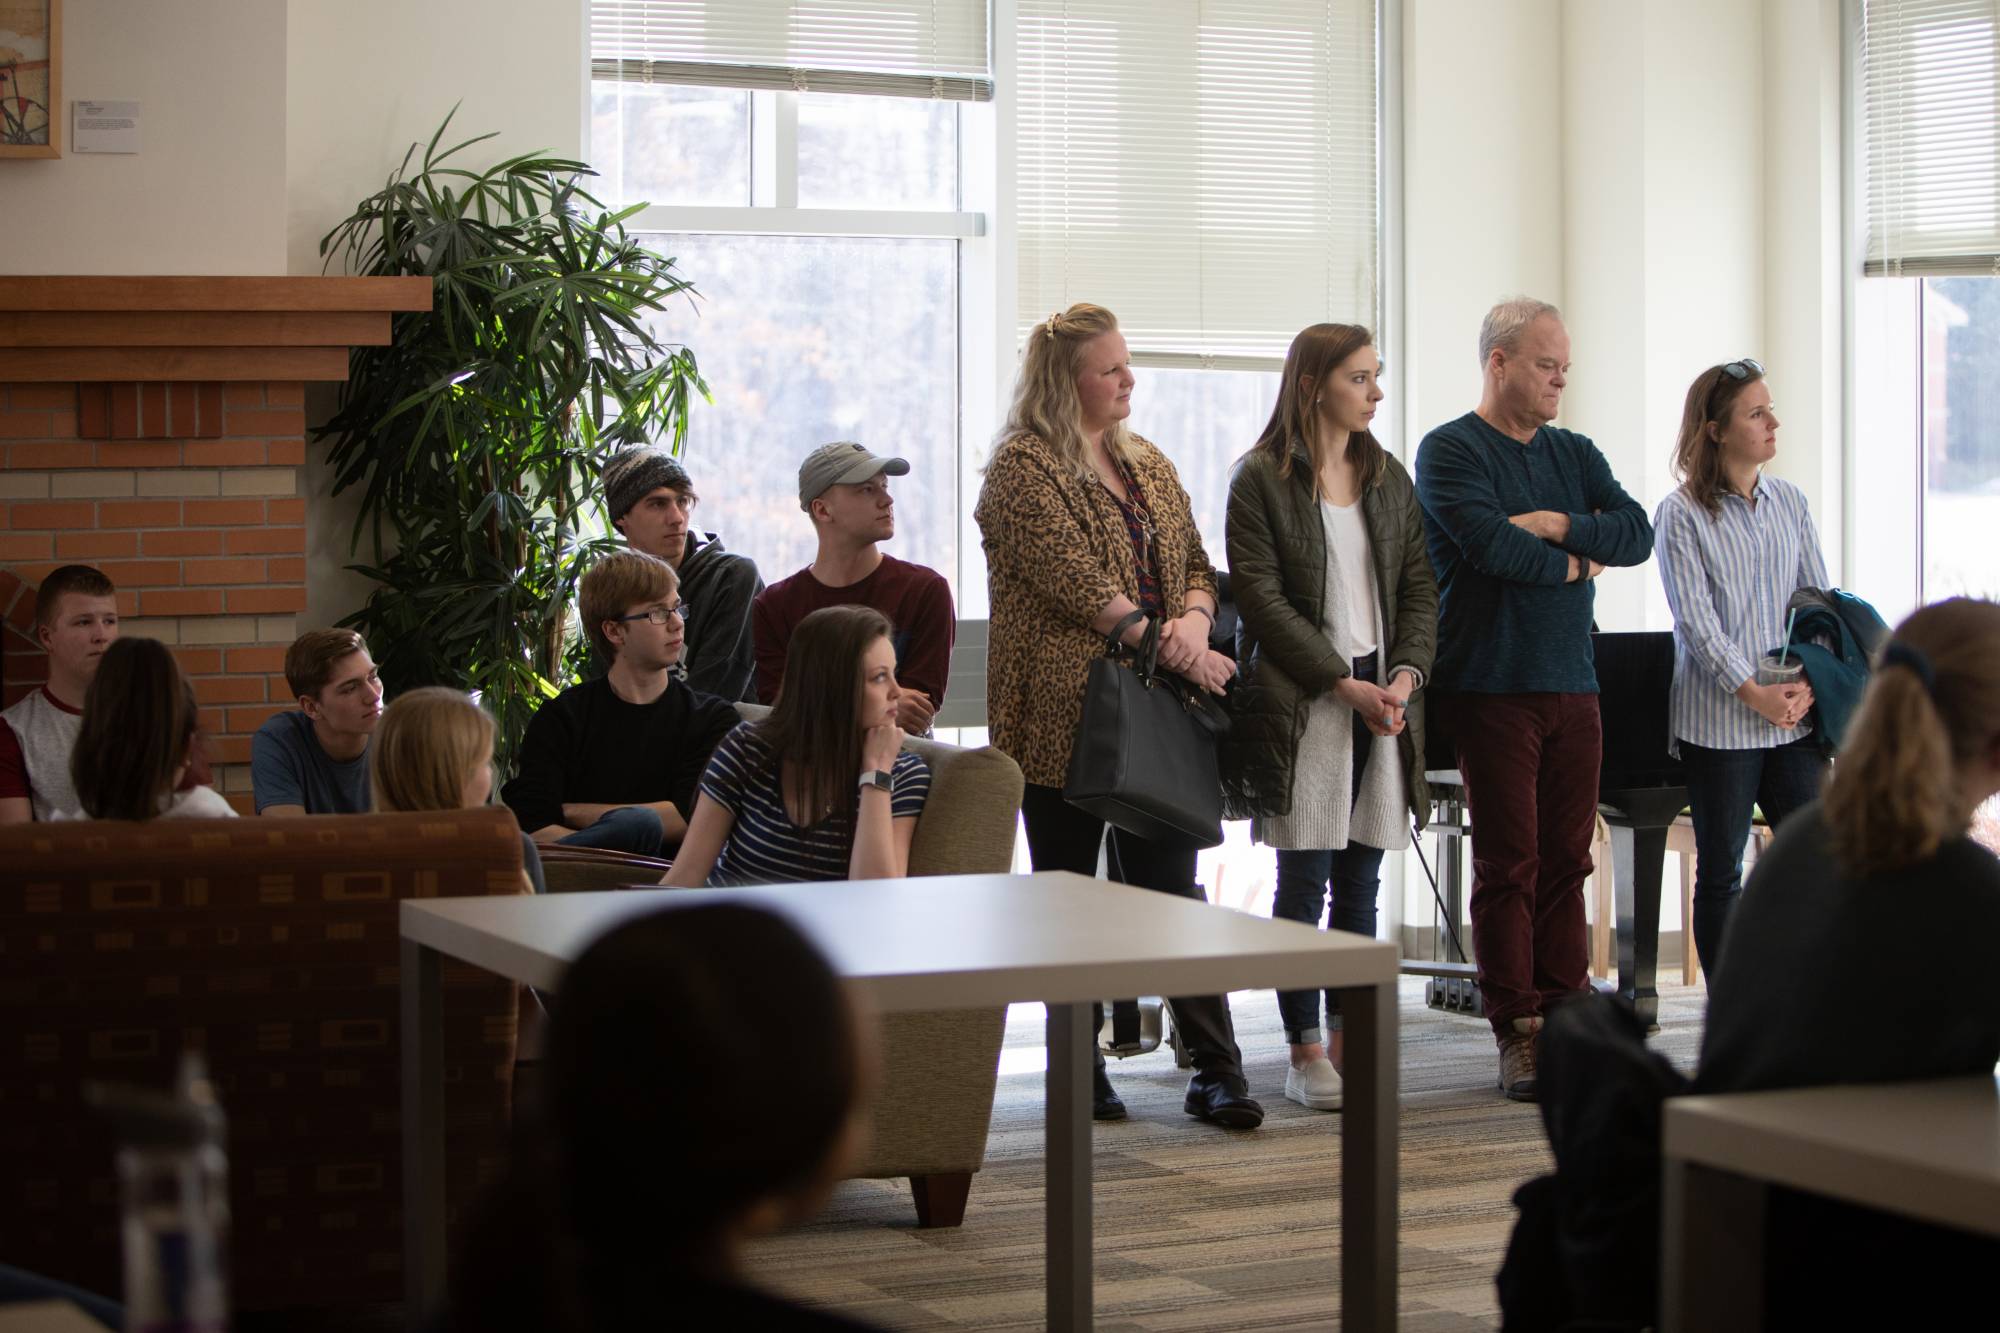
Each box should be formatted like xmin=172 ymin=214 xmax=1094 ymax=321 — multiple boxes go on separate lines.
xmin=1863 ymin=0 xmax=2000 ymax=275
xmin=591 ymin=0 xmax=993 ymax=101
xmin=1016 ymin=0 xmax=1377 ymax=365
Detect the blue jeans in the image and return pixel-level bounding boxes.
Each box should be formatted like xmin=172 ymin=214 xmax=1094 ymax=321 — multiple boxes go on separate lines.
xmin=556 ymin=805 xmax=666 ymax=856
xmin=1272 ymin=654 xmax=1388 ymax=1046
xmin=1680 ymin=733 xmax=1828 ymax=978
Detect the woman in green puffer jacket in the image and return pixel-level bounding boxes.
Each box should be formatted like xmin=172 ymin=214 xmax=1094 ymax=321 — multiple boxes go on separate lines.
xmin=1222 ymin=323 xmax=1437 ymax=1113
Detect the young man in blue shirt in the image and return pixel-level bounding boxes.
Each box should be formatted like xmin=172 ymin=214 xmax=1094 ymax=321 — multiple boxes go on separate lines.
xmin=251 ymin=629 xmax=383 ymax=815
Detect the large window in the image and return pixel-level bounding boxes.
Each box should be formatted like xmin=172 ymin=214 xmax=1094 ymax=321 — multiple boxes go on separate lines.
xmin=590 ymin=0 xmax=986 ymax=596
xmin=641 ymin=232 xmax=960 ymax=585
xmin=1855 ymin=1 xmax=2000 ymax=613
xmin=1915 ymin=278 xmax=2000 ymax=601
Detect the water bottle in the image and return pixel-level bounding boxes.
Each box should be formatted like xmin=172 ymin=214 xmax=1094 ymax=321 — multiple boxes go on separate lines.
xmin=90 ymin=1053 xmax=231 ymax=1332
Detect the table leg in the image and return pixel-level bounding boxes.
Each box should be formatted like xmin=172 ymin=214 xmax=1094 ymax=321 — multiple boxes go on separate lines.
xmin=1337 ymin=980 xmax=1399 ymax=1331
xmin=401 ymin=939 xmax=446 ymax=1328
xmin=1045 ymin=1001 xmax=1093 ymax=1332
xmin=1661 ymin=1157 xmax=1766 ymax=1333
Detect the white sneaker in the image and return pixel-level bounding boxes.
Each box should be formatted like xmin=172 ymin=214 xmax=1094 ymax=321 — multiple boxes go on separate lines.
xmin=1284 ymin=1056 xmax=1344 ymax=1111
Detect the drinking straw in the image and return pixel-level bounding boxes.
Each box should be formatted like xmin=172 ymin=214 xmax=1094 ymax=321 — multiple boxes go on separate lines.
xmin=1778 ymin=607 xmax=1799 ymax=667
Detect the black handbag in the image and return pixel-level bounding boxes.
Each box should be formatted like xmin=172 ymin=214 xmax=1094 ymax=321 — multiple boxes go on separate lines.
xmin=1063 ymin=609 xmax=1231 ymax=849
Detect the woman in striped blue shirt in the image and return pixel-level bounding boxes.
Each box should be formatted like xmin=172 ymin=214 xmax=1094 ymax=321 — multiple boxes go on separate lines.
xmin=1654 ymin=359 xmax=1831 ymax=978
xmin=667 ymin=604 xmax=929 ymax=887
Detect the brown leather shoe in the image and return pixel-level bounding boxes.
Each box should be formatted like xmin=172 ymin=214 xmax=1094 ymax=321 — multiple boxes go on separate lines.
xmin=1496 ymin=1016 xmax=1543 ymax=1102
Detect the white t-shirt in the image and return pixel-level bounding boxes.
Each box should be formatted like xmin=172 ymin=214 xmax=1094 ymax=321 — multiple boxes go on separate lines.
xmin=1321 ymin=497 xmax=1380 ymax=660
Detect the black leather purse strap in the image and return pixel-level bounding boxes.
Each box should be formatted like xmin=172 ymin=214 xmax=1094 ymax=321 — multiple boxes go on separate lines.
xmin=1102 ymin=608 xmax=1150 ymax=654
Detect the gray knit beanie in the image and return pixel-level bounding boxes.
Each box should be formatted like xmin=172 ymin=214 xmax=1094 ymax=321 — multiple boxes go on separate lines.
xmin=603 ymin=447 xmax=693 ymax=527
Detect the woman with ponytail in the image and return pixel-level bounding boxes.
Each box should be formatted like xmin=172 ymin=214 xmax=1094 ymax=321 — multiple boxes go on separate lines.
xmin=1697 ymin=597 xmax=2000 ymax=1094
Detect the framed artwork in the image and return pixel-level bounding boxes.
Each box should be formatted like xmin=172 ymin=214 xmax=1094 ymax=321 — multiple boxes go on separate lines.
xmin=0 ymin=0 xmax=59 ymax=159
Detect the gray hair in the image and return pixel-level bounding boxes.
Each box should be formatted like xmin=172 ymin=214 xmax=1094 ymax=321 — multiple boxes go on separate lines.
xmin=1479 ymin=297 xmax=1563 ymax=369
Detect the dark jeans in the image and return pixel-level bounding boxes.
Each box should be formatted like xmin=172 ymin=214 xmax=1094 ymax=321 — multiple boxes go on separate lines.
xmin=1020 ymin=782 xmax=1245 ymax=1077
xmin=556 ymin=805 xmax=665 ymax=856
xmin=1680 ymin=733 xmax=1828 ymax=978
xmin=1273 ymin=654 xmax=1386 ymax=1045
xmin=1440 ymin=691 xmax=1602 ymax=1035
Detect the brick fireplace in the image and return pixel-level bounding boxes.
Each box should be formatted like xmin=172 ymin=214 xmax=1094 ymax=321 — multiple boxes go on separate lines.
xmin=0 ymin=277 xmax=430 ymax=811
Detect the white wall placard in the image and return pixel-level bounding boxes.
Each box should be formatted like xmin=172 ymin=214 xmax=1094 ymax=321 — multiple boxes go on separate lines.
xmin=72 ymin=101 xmax=142 ymax=154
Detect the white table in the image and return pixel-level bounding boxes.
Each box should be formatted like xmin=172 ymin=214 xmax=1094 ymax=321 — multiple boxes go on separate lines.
xmin=1661 ymin=1075 xmax=2000 ymax=1332
xmin=399 ymin=871 xmax=1400 ymax=1330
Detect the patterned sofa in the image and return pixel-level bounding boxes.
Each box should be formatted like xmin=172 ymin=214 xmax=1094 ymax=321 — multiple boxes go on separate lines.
xmin=0 ymin=806 xmax=529 ymax=1314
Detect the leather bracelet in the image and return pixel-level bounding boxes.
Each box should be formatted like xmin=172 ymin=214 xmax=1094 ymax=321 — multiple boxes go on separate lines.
xmin=1186 ymin=604 xmax=1215 ymax=625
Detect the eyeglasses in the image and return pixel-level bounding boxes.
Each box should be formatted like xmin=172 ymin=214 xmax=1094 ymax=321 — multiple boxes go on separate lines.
xmin=1719 ymin=358 xmax=1764 ymax=381
xmin=616 ymin=604 xmax=688 ymax=626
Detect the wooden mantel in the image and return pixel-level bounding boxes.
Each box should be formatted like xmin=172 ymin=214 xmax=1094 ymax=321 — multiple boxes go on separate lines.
xmin=0 ymin=276 xmax=433 ymax=382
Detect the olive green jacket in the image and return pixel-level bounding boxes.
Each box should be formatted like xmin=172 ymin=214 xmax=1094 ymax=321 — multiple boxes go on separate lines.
xmin=1220 ymin=443 xmax=1438 ymax=826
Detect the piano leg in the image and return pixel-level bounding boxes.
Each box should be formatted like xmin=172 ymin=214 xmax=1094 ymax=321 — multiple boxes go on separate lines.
xmin=1610 ymin=821 xmax=1668 ymax=1030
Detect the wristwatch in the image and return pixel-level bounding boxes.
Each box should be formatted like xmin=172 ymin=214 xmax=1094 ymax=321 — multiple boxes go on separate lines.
xmin=857 ymin=769 xmax=893 ymax=794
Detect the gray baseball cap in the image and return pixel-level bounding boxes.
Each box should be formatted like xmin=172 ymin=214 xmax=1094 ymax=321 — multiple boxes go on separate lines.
xmin=798 ymin=440 xmax=910 ymax=510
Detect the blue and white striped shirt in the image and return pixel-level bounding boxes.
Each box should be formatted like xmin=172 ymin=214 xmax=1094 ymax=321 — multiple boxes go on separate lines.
xmin=1655 ymin=476 xmax=1829 ymax=754
xmin=700 ymin=722 xmax=930 ymax=886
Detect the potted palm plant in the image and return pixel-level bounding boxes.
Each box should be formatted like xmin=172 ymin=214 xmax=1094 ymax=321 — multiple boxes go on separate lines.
xmin=318 ymin=111 xmax=705 ymax=771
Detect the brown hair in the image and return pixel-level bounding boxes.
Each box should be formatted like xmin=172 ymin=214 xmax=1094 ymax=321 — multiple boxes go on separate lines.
xmin=998 ymin=302 xmax=1135 ymax=480
xmin=1824 ymin=598 xmax=2000 ymax=875
xmin=1251 ymin=323 xmax=1387 ymax=493
xmin=285 ymin=628 xmax=368 ymax=699
xmin=1672 ymin=363 xmax=1766 ymax=517
xmin=580 ymin=549 xmax=678 ymax=661
xmin=370 ymin=687 xmax=497 ymax=814
xmin=71 ymin=637 xmax=198 ymax=821
xmin=757 ymin=605 xmax=893 ymax=828
xmin=34 ymin=564 xmax=116 ymax=630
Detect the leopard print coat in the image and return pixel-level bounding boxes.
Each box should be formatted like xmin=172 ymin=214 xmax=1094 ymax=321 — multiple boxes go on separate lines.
xmin=974 ymin=431 xmax=1220 ymax=788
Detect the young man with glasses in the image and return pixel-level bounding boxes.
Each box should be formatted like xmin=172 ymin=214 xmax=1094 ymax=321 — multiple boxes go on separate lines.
xmin=602 ymin=446 xmax=764 ymax=702
xmin=751 ymin=441 xmax=955 ymax=732
xmin=503 ymin=550 xmax=743 ymax=855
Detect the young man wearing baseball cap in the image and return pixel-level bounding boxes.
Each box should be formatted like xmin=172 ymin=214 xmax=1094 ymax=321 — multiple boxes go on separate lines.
xmin=751 ymin=441 xmax=955 ymax=733
xmin=601 ymin=447 xmax=765 ymax=702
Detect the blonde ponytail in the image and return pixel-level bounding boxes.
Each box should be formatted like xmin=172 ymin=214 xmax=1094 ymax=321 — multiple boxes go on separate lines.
xmin=1824 ymin=598 xmax=2000 ymax=875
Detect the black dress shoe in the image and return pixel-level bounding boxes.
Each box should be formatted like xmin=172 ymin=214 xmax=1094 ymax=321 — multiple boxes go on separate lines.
xmin=1183 ymin=1070 xmax=1264 ymax=1129
xmin=1092 ymin=1065 xmax=1128 ymax=1121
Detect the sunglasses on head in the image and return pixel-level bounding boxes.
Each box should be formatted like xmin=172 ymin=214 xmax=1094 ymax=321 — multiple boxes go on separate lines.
xmin=1718 ymin=358 xmax=1764 ymax=381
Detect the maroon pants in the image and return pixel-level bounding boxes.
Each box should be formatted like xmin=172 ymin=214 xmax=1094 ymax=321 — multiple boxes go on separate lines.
xmin=1440 ymin=691 xmax=1602 ymax=1034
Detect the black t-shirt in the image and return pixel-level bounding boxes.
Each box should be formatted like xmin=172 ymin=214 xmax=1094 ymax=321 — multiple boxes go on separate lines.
xmin=1696 ymin=800 xmax=2000 ymax=1095
xmin=501 ymin=675 xmax=742 ymax=835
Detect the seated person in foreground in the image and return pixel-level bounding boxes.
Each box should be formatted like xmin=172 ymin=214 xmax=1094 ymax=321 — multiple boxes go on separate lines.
xmin=251 ymin=628 xmax=382 ymax=815
xmin=372 ymin=686 xmax=544 ymax=895
xmin=1501 ymin=599 xmax=2000 ymax=1333
xmin=0 ymin=563 xmax=120 ymax=823
xmin=752 ymin=441 xmax=955 ymax=734
xmin=503 ymin=550 xmax=741 ymax=856
xmin=1698 ymin=595 xmax=2000 ymax=1089
xmin=69 ymin=638 xmax=235 ymax=821
xmin=1684 ymin=597 xmax=2000 ymax=1323
xmin=667 ymin=605 xmax=929 ymax=886
xmin=442 ymin=902 xmax=882 ymax=1332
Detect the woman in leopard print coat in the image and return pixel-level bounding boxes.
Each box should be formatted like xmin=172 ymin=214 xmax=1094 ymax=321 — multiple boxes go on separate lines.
xmin=972 ymin=302 xmax=1264 ymax=1131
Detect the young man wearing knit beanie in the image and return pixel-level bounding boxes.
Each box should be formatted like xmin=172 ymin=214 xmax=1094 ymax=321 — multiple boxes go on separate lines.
xmin=601 ymin=447 xmax=764 ymax=702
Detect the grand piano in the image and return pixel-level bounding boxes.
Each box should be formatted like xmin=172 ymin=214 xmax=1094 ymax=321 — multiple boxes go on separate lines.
xmin=1418 ymin=629 xmax=1688 ymax=1029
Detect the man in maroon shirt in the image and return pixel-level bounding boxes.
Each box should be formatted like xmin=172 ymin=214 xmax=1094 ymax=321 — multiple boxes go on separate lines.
xmin=752 ymin=441 xmax=955 ymax=733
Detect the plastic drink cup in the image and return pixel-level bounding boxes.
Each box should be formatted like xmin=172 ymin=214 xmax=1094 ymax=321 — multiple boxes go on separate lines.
xmin=1757 ymin=652 xmax=1805 ymax=687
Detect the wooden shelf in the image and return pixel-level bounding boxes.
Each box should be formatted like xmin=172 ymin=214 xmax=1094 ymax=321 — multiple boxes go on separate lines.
xmin=0 ymin=276 xmax=432 ymax=312
xmin=0 ymin=276 xmax=430 ymax=381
